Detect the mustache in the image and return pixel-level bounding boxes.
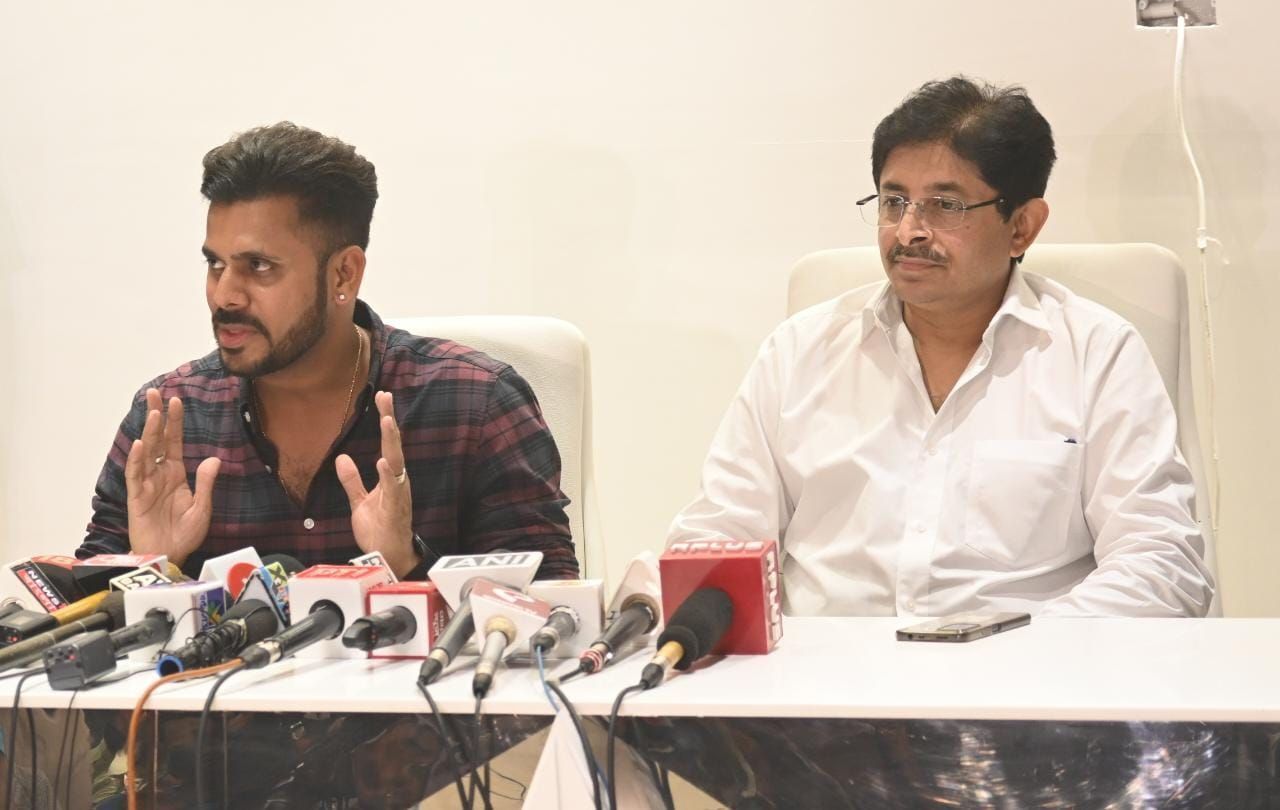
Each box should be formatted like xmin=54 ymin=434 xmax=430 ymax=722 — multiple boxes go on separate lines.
xmin=212 ymin=309 xmax=268 ymax=335
xmin=889 ymin=245 xmax=947 ymax=264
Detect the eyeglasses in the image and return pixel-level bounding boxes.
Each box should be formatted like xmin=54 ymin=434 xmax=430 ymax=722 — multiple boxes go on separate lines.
xmin=857 ymin=193 xmax=1004 ymax=230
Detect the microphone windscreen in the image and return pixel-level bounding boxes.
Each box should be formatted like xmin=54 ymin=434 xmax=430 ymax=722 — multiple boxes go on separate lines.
xmin=234 ymin=599 xmax=282 ymax=645
xmin=657 ymin=588 xmax=733 ymax=669
xmin=99 ymin=592 xmax=128 ymax=631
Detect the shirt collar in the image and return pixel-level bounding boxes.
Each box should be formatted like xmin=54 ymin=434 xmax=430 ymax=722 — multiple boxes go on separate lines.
xmin=860 ymin=265 xmax=1051 ymax=341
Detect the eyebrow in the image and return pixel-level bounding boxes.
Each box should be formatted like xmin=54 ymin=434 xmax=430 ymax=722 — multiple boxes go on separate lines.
xmin=201 ymin=246 xmax=284 ymax=263
xmin=879 ymin=180 xmax=971 ymax=196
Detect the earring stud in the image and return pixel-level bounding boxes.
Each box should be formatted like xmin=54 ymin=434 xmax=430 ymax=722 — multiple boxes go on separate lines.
xmin=338 ymin=293 xmax=347 ymax=302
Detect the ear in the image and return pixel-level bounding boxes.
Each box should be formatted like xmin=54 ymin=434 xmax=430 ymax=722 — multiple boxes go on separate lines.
xmin=1009 ymin=198 xmax=1049 ymax=261
xmin=330 ymin=246 xmax=367 ymax=305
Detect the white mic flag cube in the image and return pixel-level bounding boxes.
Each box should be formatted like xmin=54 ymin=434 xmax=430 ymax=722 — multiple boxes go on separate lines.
xmin=123 ymin=581 xmax=226 ymax=662
xmin=288 ymin=565 xmax=394 ymax=660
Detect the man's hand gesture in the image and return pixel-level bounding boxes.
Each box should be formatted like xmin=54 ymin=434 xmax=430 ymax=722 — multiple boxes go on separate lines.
xmin=336 ymin=391 xmax=419 ymax=578
xmin=123 ymin=388 xmax=221 ymax=567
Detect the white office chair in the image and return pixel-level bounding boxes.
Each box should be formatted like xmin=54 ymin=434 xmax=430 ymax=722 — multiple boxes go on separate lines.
xmin=788 ymin=243 xmax=1220 ymax=615
xmin=388 ymin=315 xmax=604 ymax=581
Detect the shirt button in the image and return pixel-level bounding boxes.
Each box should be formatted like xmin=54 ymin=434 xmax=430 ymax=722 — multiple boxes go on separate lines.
xmin=928 ymin=446 xmax=938 ymax=456
xmin=906 ymin=599 xmax=917 ymax=611
xmin=265 ymin=465 xmax=273 ymax=474
xmin=303 ymin=518 xmax=315 ymax=530
xmin=914 ymin=522 xmax=926 ymax=533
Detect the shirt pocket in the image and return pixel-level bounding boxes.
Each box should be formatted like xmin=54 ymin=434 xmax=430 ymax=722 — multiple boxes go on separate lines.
xmin=964 ymin=439 xmax=1083 ymax=568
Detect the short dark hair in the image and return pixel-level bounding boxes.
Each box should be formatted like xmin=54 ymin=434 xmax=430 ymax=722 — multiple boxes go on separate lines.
xmin=871 ymin=76 xmax=1056 ymax=221
xmin=201 ymin=122 xmax=378 ymax=255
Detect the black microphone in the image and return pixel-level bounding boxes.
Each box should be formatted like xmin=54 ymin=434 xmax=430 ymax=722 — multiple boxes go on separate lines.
xmin=577 ymin=594 xmax=659 ymax=675
xmin=45 ymin=607 xmax=175 ymax=689
xmin=156 ymin=600 xmax=279 ymax=675
xmin=418 ymin=600 xmax=474 ymax=685
xmin=639 ymin=588 xmax=733 ymax=690
xmin=0 ymin=592 xmax=126 ymax=673
xmin=341 ymin=606 xmax=416 ymax=652
xmin=240 ymin=600 xmax=344 ymax=670
xmin=530 ymin=606 xmax=580 ymax=655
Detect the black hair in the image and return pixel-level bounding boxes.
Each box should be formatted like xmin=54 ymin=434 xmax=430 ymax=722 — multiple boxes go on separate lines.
xmin=201 ymin=122 xmax=378 ymax=256
xmin=871 ymin=76 xmax=1056 ymax=222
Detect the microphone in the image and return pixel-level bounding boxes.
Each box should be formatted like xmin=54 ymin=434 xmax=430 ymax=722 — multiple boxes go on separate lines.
xmin=659 ymin=538 xmax=782 ymax=656
xmin=468 ymin=580 xmax=551 ymax=698
xmin=0 ymin=590 xmax=111 ymax=646
xmin=418 ymin=551 xmax=543 ymax=685
xmin=577 ymin=594 xmax=659 ymax=675
xmin=0 ymin=593 xmax=126 ymax=673
xmin=257 ymin=564 xmax=392 ymax=663
xmin=527 ymin=579 xmax=604 ymax=658
xmin=418 ymin=600 xmax=473 ymax=685
xmin=639 ymin=588 xmax=733 ymax=689
xmin=240 ymin=600 xmax=344 ymax=669
xmin=342 ymin=606 xmax=414 ymax=651
xmin=156 ymin=599 xmax=278 ymax=675
xmin=529 ymin=606 xmax=579 ymax=655
xmin=44 ymin=607 xmax=176 ymax=689
xmin=576 ymin=552 xmax=663 ymax=675
xmin=342 ymin=581 xmax=451 ymax=657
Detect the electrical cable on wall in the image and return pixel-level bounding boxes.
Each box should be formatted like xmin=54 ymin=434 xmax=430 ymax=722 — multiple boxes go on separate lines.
xmin=1173 ymin=11 xmax=1225 ymax=538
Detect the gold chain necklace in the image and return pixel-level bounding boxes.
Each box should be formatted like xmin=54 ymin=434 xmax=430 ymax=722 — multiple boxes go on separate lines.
xmin=252 ymin=323 xmax=365 ymax=441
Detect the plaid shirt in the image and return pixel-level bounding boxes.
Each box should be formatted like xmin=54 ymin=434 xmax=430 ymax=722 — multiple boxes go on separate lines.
xmin=79 ymin=301 xmax=578 ymax=581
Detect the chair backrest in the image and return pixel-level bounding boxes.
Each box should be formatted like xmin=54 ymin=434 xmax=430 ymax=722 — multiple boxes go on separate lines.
xmin=388 ymin=315 xmax=604 ymax=581
xmin=788 ymin=243 xmax=1219 ymax=614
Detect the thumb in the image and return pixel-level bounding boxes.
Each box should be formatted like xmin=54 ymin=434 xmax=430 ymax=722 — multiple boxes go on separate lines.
xmin=335 ymin=454 xmax=368 ymax=505
xmin=192 ymin=457 xmax=221 ymax=516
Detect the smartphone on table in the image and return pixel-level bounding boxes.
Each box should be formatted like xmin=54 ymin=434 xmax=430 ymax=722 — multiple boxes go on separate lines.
xmin=896 ymin=611 xmax=1030 ymax=643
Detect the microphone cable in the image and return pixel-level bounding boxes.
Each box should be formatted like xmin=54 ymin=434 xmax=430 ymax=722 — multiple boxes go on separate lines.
xmin=53 ymin=664 xmax=150 ymax=810
xmin=536 ymin=647 xmax=606 ymax=810
xmin=468 ymin=695 xmax=494 ymax=810
xmin=125 ymin=659 xmax=242 ymax=810
xmin=415 ymin=681 xmax=472 ymax=809
xmin=606 ymin=683 xmax=648 ymax=810
xmin=193 ymin=661 xmax=247 ymax=809
xmin=4 ymin=669 xmax=41 ymax=810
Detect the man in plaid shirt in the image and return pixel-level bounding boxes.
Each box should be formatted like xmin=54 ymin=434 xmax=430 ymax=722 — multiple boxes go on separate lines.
xmin=78 ymin=123 xmax=578 ymax=582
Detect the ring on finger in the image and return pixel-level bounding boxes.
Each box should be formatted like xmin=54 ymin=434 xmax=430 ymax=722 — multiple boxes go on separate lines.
xmin=154 ymin=455 xmax=165 ymax=465
xmin=394 ymin=468 xmax=408 ymax=485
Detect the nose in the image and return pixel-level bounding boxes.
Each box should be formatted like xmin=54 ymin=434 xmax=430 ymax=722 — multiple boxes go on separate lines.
xmin=208 ymin=267 xmax=247 ymax=311
xmin=894 ymin=203 xmax=931 ymax=246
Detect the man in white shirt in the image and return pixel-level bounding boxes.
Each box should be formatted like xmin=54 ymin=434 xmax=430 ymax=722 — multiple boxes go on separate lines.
xmin=668 ymin=76 xmax=1213 ymax=618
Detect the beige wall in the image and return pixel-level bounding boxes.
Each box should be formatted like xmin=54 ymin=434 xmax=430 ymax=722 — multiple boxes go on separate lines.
xmin=1 ymin=2 xmax=1275 ymax=614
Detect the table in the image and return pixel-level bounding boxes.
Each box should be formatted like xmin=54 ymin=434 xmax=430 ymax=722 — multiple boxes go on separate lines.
xmin=2 ymin=617 xmax=1277 ymax=807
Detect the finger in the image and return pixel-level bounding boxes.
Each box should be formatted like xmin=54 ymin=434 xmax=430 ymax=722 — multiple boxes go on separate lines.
xmin=191 ymin=457 xmax=221 ymax=516
xmin=376 ymin=393 xmax=406 ymax=476
xmin=334 ymin=453 xmax=369 ymax=505
xmin=139 ymin=406 xmax=165 ymax=466
xmin=124 ymin=439 xmax=146 ymax=491
xmin=145 ymin=388 xmax=162 ymax=414
xmin=165 ymin=397 xmax=184 ymax=464
xmin=374 ymin=456 xmax=404 ymax=495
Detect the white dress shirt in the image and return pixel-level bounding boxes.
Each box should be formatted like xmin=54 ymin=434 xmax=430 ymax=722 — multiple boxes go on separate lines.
xmin=668 ymin=269 xmax=1214 ymax=618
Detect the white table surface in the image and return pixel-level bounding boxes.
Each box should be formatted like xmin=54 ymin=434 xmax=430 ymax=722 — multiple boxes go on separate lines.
xmin=2 ymin=617 xmax=1277 ymax=723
